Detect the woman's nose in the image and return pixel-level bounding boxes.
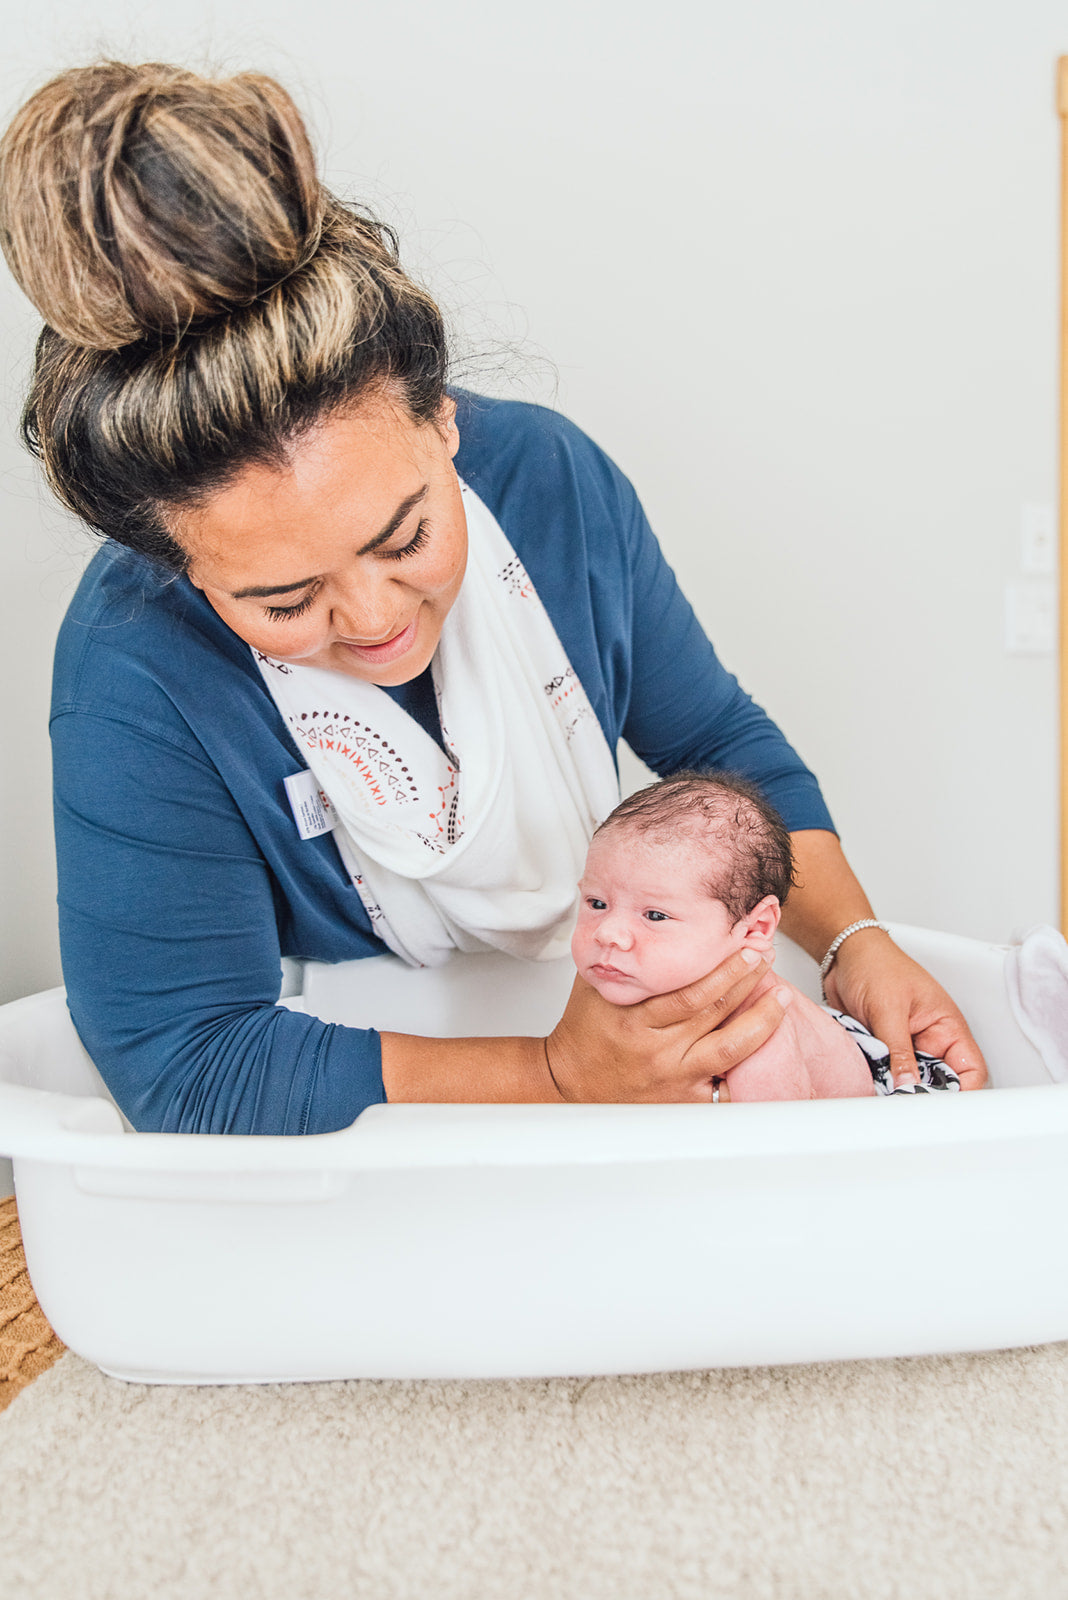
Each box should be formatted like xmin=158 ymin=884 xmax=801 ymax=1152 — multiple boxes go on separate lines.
xmin=330 ymin=573 xmax=401 ymax=643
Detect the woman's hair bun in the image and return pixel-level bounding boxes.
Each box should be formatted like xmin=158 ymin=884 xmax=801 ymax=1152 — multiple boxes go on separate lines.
xmin=0 ymin=61 xmax=325 ymax=348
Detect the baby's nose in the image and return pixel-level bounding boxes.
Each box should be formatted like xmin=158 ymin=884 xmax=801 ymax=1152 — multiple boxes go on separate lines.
xmin=597 ymin=915 xmax=633 ymax=949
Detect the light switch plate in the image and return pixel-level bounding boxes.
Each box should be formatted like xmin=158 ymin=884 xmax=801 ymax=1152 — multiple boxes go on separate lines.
xmin=1021 ymin=503 xmax=1056 ymax=575
xmin=1005 ymin=580 xmax=1056 ymax=654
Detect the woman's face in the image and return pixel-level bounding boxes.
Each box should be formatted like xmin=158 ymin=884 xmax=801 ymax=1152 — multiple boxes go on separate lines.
xmin=177 ymin=396 xmax=467 ymax=686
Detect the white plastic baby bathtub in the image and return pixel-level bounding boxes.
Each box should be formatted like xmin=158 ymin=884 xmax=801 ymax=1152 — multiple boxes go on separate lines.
xmin=0 ymin=924 xmax=1061 ymax=1384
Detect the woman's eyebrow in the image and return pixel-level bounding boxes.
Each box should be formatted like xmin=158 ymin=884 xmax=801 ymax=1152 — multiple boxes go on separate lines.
xmin=229 ymin=485 xmax=429 ymax=598
xmin=355 ymin=484 xmax=429 ymax=556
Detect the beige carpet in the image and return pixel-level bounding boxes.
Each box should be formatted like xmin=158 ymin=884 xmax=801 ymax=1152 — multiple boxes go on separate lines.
xmin=2 ymin=1339 xmax=1068 ymax=1599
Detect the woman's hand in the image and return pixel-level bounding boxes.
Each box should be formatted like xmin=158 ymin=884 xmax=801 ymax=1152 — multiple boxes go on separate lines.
xmin=544 ymin=949 xmax=792 ymax=1102
xmin=823 ymin=929 xmax=988 ymax=1090
xmin=380 ymin=949 xmax=783 ymax=1104
xmin=781 ymin=831 xmax=989 ymax=1091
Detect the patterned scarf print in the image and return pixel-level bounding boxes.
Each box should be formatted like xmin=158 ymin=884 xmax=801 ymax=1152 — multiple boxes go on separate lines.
xmin=255 ymin=482 xmax=620 ymax=967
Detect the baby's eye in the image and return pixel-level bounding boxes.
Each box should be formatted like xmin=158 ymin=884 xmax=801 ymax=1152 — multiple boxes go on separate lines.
xmin=586 ymin=897 xmax=607 ymax=911
xmin=644 ymin=909 xmax=670 ymax=923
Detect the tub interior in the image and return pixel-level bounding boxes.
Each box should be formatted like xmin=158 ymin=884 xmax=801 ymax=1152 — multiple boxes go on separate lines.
xmin=0 ymin=923 xmax=1061 ymax=1380
xmin=0 ymin=921 xmax=1054 ymax=1201
xmin=289 ymin=923 xmax=1049 ymax=1092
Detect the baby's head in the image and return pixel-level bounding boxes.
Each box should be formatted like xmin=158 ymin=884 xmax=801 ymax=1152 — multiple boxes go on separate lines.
xmin=572 ymin=772 xmax=795 ymax=1005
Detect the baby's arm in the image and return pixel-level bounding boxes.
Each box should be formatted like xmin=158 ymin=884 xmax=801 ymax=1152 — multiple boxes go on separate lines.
xmin=722 ymin=982 xmax=876 ymax=1102
xmin=721 ymin=1014 xmax=816 ymax=1102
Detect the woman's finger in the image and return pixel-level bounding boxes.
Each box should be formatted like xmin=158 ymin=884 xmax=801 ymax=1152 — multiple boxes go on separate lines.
xmin=914 ymin=1021 xmax=989 ymax=1091
xmin=939 ymin=1040 xmax=988 ymax=1090
xmin=886 ymin=1041 xmax=921 ymax=1089
xmin=545 ymin=965 xmax=791 ymax=1103
xmin=862 ymin=1004 xmax=921 ymax=1088
xmin=692 ymin=985 xmax=794 ymax=1077
xmin=642 ymin=948 xmax=768 ymax=1032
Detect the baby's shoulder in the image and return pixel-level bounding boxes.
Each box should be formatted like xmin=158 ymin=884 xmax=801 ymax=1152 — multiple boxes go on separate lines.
xmin=783 ymin=983 xmax=850 ymax=1049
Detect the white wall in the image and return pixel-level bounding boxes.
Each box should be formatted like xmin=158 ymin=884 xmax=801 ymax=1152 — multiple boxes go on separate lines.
xmin=0 ymin=0 xmax=1063 ymax=1013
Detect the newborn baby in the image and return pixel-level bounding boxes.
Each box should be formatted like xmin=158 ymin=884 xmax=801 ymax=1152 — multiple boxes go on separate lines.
xmin=571 ymin=772 xmax=876 ymax=1102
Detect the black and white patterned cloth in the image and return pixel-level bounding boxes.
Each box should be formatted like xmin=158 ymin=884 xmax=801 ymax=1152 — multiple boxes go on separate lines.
xmin=825 ymin=1008 xmax=961 ymax=1095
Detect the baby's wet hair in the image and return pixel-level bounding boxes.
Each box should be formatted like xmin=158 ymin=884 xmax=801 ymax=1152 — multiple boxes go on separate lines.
xmin=594 ymin=771 xmax=796 ymax=924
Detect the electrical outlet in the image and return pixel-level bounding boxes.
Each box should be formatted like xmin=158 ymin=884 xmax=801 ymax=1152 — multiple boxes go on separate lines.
xmin=1021 ymin=503 xmax=1056 ymax=574
xmin=1005 ymin=580 xmax=1056 ymax=654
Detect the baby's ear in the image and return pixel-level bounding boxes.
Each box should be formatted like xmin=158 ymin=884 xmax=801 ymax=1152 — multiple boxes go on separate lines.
xmin=737 ymin=895 xmax=781 ymax=952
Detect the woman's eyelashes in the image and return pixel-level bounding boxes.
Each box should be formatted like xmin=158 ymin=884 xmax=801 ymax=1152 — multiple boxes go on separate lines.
xmin=262 ymin=521 xmax=434 ymax=620
xmin=265 ymin=588 xmax=318 ymax=622
xmin=380 ymin=519 xmax=430 ymax=563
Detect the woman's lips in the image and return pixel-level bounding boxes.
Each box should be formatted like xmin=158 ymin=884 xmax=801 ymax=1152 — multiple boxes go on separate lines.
xmin=339 ymin=618 xmax=417 ymax=665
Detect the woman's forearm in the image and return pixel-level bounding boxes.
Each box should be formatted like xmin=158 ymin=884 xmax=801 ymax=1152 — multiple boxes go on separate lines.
xmin=380 ymin=1032 xmax=563 ymax=1103
xmin=381 ymin=951 xmax=791 ymax=1105
xmin=778 ymin=829 xmax=884 ymax=963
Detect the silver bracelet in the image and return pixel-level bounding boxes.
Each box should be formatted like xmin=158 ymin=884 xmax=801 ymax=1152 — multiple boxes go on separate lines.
xmin=818 ymin=919 xmax=889 ymax=989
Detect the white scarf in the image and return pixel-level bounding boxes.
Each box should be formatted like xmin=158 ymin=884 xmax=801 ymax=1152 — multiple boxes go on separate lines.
xmin=254 ymin=482 xmax=620 ymax=966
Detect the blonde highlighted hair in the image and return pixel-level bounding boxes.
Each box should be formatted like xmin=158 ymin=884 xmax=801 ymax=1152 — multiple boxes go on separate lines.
xmin=0 ymin=62 xmax=449 ymax=568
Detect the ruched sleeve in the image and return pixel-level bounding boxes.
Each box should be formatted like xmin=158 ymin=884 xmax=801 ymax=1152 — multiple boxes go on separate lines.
xmin=51 ymin=709 xmax=386 ymax=1134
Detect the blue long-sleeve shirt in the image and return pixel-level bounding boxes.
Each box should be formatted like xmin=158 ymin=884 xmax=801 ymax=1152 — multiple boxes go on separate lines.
xmin=50 ymin=393 xmax=834 ymax=1134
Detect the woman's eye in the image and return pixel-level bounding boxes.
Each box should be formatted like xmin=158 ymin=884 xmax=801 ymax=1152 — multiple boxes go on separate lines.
xmin=264 ymin=591 xmax=317 ymax=622
xmin=260 ymin=520 xmax=429 ymax=619
xmin=644 ymin=910 xmax=669 ymax=922
xmin=381 ymin=519 xmax=431 ymax=562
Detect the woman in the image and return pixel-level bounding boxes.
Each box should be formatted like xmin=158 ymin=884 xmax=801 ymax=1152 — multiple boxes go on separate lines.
xmin=0 ymin=62 xmax=987 ymax=1133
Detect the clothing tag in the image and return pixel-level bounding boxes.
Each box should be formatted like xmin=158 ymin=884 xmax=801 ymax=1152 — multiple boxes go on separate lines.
xmin=283 ymin=770 xmax=337 ymax=840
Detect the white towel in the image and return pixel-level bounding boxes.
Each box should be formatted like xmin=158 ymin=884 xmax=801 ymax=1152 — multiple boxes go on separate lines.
xmin=1006 ymin=924 xmax=1068 ymax=1084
